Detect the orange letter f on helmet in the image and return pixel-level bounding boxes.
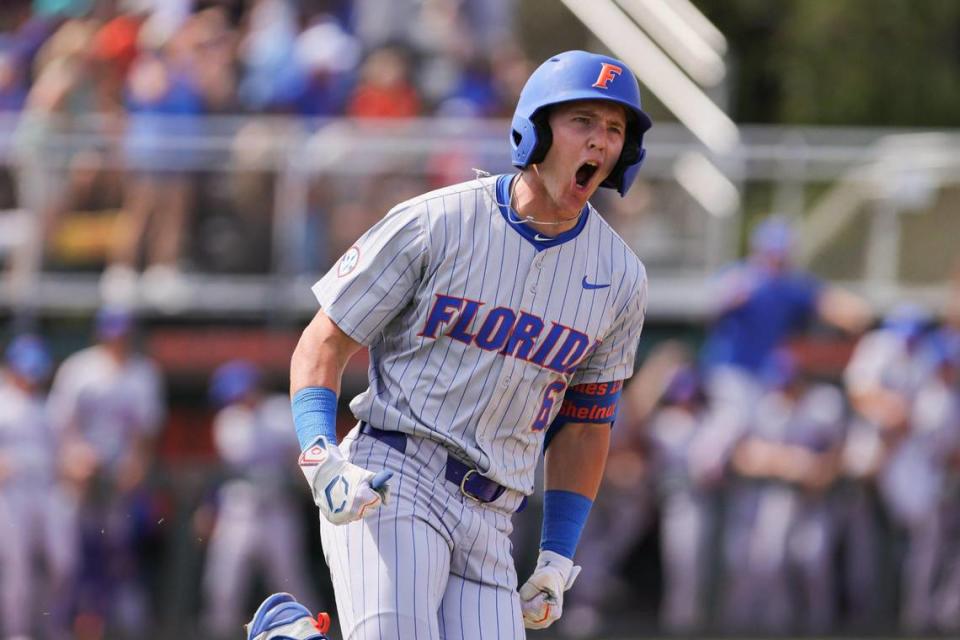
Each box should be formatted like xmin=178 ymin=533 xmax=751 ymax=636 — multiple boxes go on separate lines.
xmin=592 ymin=63 xmax=622 ymax=89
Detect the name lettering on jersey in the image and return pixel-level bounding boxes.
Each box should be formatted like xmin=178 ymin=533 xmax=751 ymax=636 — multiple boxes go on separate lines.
xmin=419 ymin=293 xmax=597 ymax=374
xmin=592 ymin=63 xmax=622 ymax=89
xmin=553 ymin=380 xmax=624 ymax=423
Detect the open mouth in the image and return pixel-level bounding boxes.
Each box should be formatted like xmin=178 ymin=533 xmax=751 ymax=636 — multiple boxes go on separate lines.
xmin=575 ymin=162 xmax=599 ymax=188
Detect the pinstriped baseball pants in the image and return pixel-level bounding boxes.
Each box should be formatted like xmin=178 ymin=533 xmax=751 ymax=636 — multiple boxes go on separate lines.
xmin=319 ymin=426 xmax=527 ymax=640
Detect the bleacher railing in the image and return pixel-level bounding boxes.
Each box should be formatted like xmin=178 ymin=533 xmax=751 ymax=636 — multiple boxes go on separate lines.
xmin=0 ymin=114 xmax=958 ymax=319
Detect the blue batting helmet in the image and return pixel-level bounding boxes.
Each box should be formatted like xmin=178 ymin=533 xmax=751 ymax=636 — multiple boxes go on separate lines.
xmin=510 ymin=50 xmax=652 ymax=196
xmin=95 ymin=306 xmax=135 ymax=340
xmin=750 ymin=215 xmax=795 ymax=257
xmin=882 ymin=303 xmax=930 ymax=342
xmin=210 ymin=360 xmax=261 ymax=407
xmin=5 ymin=334 xmax=52 ymax=383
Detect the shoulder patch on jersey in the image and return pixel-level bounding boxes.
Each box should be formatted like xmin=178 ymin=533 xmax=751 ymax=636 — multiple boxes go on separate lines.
xmin=337 ymin=245 xmax=361 ymax=277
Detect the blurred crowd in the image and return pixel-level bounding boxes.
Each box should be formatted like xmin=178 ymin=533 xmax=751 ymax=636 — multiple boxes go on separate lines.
xmin=4 ymin=215 xmax=960 ymax=639
xmin=0 ymin=307 xmax=317 ymax=640
xmin=560 ymin=218 xmax=960 ymax=638
xmin=0 ymin=0 xmax=533 ymax=307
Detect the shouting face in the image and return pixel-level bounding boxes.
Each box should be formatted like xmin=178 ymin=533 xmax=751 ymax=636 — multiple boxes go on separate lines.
xmin=536 ymin=100 xmax=627 ymax=217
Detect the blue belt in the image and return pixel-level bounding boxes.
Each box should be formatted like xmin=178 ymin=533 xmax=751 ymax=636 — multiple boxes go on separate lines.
xmin=359 ymin=423 xmax=526 ymax=511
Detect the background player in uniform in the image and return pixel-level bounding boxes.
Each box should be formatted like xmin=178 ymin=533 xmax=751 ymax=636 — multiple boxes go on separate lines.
xmin=0 ymin=335 xmax=77 ymax=640
xmin=47 ymin=307 xmax=165 ymax=637
xmin=271 ymin=50 xmax=652 ymax=639
xmin=896 ymin=333 xmax=960 ymax=632
xmin=647 ymin=364 xmax=713 ymax=635
xmin=559 ymin=344 xmax=682 ymax=637
xmin=721 ymin=350 xmax=846 ymax=634
xmin=200 ymin=360 xmax=319 ymax=639
xmin=841 ymin=303 xmax=933 ymax=627
xmin=690 ymin=216 xmax=870 ymax=495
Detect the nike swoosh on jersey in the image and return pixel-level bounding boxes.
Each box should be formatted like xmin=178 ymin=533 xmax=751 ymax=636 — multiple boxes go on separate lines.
xmin=581 ymin=277 xmax=610 ymax=290
xmin=534 ymin=234 xmax=552 ymax=242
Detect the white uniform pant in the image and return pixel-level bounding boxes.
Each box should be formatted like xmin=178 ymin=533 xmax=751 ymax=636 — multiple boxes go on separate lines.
xmin=660 ymin=490 xmax=712 ymax=633
xmin=0 ymin=485 xmax=79 ymax=637
xmin=320 ymin=428 xmax=527 ymax=640
xmin=203 ymin=487 xmax=318 ymax=635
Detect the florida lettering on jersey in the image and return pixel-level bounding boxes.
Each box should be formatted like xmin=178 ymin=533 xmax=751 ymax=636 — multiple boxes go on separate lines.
xmin=418 ymin=293 xmax=597 ymax=374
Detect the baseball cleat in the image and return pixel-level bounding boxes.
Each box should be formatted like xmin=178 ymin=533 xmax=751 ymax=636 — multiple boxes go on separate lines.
xmin=246 ymin=592 xmax=330 ymax=640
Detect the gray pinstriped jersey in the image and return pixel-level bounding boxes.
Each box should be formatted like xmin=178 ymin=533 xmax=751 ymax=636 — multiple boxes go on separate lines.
xmin=312 ymin=174 xmax=647 ymax=494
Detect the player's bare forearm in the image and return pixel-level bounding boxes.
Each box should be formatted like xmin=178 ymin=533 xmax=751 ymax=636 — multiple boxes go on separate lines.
xmin=544 ymin=422 xmax=611 ymax=499
xmin=290 ymin=309 xmax=364 ymax=396
xmin=817 ymin=286 xmax=873 ymax=334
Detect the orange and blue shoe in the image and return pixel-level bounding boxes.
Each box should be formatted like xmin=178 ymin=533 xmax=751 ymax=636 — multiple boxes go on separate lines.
xmin=245 ymin=593 xmax=331 ymax=640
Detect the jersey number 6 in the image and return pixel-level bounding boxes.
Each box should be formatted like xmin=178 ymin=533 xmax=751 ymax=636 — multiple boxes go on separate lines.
xmin=532 ymin=381 xmax=567 ymax=431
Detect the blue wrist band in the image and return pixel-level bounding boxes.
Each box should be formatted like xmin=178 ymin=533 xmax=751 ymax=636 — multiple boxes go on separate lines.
xmin=540 ymin=489 xmax=593 ymax=559
xmin=291 ymin=387 xmax=338 ymax=451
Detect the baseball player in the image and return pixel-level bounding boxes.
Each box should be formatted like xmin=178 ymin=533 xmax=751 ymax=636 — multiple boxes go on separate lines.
xmin=861 ymin=324 xmax=960 ymax=632
xmin=0 ymin=335 xmax=78 ymax=639
xmin=272 ymin=50 xmax=652 ymax=639
xmin=691 ymin=216 xmax=870 ymax=492
xmin=647 ymin=365 xmax=712 ymax=634
xmin=201 ymin=360 xmax=320 ymax=638
xmin=929 ymin=332 xmax=960 ymax=632
xmin=841 ymin=304 xmax=934 ymax=627
xmin=721 ymin=350 xmax=846 ymax=634
xmin=47 ymin=307 xmax=165 ymax=635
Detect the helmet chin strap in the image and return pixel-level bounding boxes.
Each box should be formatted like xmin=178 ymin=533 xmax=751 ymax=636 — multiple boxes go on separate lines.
xmin=506 ymin=168 xmax=586 ymax=227
xmin=471 ymin=168 xmax=586 ymax=229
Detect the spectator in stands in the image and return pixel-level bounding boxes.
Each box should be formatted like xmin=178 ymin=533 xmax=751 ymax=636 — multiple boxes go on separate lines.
xmin=350 ymin=0 xmax=421 ymax=51
xmin=185 ymin=7 xmax=238 ymax=113
xmin=346 ymin=44 xmax=421 ymax=119
xmin=459 ymin=0 xmax=518 ymax=52
xmin=436 ymin=54 xmax=500 ymax=117
xmin=102 ymin=10 xmax=208 ymax=308
xmin=489 ymin=41 xmax=534 ymax=117
xmin=0 ymin=38 xmax=28 ymax=111
xmin=291 ymin=8 xmax=360 ymax=116
xmin=236 ymin=0 xmax=302 ymax=112
xmin=90 ymin=2 xmax=147 ymax=81
xmin=10 ymin=18 xmax=104 ymax=300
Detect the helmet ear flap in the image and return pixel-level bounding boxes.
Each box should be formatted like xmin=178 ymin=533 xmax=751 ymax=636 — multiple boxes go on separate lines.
xmin=601 ymin=119 xmax=647 ymax=195
xmin=526 ymin=111 xmax=552 ymax=165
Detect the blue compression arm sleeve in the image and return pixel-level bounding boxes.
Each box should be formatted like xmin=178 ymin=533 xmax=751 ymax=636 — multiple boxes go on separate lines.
xmin=540 ymin=489 xmax=593 ymax=559
xmin=291 ymin=387 xmax=338 ymax=451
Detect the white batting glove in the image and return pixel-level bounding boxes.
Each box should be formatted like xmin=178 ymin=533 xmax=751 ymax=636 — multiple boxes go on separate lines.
xmin=518 ymin=550 xmax=582 ymax=629
xmin=299 ymin=436 xmax=392 ymax=525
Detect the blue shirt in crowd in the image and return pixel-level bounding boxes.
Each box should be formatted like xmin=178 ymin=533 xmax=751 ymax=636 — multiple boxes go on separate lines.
xmin=702 ymin=261 xmax=822 ymax=374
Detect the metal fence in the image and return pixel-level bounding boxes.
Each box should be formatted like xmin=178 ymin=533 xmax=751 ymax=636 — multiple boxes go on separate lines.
xmin=0 ymin=113 xmax=958 ymax=319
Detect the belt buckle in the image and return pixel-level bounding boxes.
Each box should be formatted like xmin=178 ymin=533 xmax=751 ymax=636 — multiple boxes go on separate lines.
xmin=459 ymin=469 xmax=481 ymax=502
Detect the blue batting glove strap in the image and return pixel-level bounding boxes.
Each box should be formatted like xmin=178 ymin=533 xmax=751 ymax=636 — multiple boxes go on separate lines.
xmin=540 ymin=489 xmax=593 ymax=559
xmin=292 ymin=387 xmax=339 ymax=452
